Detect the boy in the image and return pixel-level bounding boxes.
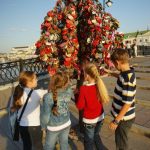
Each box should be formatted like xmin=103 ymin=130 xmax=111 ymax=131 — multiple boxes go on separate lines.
xmin=107 ymin=48 xmax=136 ymax=150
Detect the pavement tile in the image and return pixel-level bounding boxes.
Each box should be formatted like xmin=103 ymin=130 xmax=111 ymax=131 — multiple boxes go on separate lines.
xmin=104 ymin=103 xmax=112 ymax=114
xmin=136 ymin=72 xmax=150 ymax=79
xmin=144 ymin=120 xmax=150 ymax=128
xmin=69 ymin=139 xmax=84 ymax=150
xmin=128 ymin=132 xmax=150 ymax=150
xmin=135 ymin=105 xmax=145 ymax=112
xmin=101 ymin=123 xmax=114 ymax=139
xmin=136 ymin=88 xmax=150 ymax=102
xmin=136 ymin=79 xmax=150 ymax=87
xmin=135 ymin=108 xmax=150 ymax=126
xmin=102 ymin=138 xmax=116 ymax=150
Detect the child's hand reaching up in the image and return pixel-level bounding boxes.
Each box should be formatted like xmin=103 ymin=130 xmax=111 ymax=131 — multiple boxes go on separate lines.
xmin=103 ymin=68 xmax=112 ymax=76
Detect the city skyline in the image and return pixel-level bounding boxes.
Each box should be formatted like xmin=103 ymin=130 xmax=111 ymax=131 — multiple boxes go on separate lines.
xmin=0 ymin=0 xmax=150 ymax=52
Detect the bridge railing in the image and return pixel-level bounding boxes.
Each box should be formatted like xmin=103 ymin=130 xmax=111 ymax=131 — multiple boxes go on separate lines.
xmin=0 ymin=58 xmax=48 ymax=85
xmin=138 ymin=45 xmax=150 ymax=55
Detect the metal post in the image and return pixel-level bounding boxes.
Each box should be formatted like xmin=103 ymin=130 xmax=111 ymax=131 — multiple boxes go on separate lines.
xmin=103 ymin=0 xmax=106 ymax=12
xmin=19 ymin=59 xmax=24 ymax=72
xmin=102 ymin=0 xmax=106 ymax=28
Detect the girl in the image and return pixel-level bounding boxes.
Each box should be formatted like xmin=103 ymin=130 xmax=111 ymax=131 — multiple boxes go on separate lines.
xmin=41 ymin=72 xmax=73 ymax=150
xmin=11 ymin=71 xmax=47 ymax=150
xmin=76 ymin=63 xmax=109 ymax=150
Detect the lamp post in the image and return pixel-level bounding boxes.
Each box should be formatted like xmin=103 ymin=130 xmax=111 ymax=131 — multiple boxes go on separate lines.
xmin=101 ymin=0 xmax=113 ymax=62
xmin=103 ymin=0 xmax=113 ymax=12
xmin=102 ymin=0 xmax=113 ymax=29
xmin=102 ymin=0 xmax=113 ymax=26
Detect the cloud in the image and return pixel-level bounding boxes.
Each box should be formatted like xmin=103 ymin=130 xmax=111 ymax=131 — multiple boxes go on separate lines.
xmin=9 ymin=27 xmax=28 ymax=32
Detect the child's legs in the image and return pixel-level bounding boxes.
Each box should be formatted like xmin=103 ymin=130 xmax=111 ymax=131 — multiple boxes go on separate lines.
xmin=94 ymin=120 xmax=105 ymax=150
xmin=28 ymin=126 xmax=43 ymax=150
xmin=44 ymin=130 xmax=59 ymax=150
xmin=20 ymin=126 xmax=43 ymax=150
xmin=135 ymin=48 xmax=137 ymax=57
xmin=115 ymin=119 xmax=135 ymax=150
xmin=84 ymin=124 xmax=95 ymax=150
xmin=59 ymin=126 xmax=70 ymax=150
xmin=19 ymin=126 xmax=32 ymax=150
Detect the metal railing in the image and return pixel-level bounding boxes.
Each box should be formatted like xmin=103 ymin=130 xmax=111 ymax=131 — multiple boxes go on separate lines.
xmin=0 ymin=58 xmax=48 ymax=85
xmin=138 ymin=46 xmax=150 ymax=55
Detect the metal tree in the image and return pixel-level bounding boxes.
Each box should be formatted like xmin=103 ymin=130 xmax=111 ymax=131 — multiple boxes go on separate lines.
xmin=35 ymin=0 xmax=123 ymax=76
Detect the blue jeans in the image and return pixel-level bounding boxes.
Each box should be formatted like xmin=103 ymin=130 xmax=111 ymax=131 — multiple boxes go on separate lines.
xmin=84 ymin=120 xmax=105 ymax=150
xmin=44 ymin=126 xmax=70 ymax=150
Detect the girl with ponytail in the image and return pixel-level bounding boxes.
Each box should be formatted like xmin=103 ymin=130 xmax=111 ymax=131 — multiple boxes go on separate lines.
xmin=41 ymin=72 xmax=73 ymax=150
xmin=11 ymin=71 xmax=47 ymax=150
xmin=76 ymin=63 xmax=109 ymax=150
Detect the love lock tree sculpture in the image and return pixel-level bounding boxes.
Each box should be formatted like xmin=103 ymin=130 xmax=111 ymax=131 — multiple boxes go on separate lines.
xmin=35 ymin=0 xmax=124 ymax=76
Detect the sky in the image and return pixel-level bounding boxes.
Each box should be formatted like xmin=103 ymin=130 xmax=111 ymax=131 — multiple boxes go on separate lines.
xmin=0 ymin=0 xmax=150 ymax=52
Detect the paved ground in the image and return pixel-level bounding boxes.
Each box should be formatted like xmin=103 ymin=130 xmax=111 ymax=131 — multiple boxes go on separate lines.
xmin=70 ymin=102 xmax=150 ymax=150
xmin=0 ymin=56 xmax=150 ymax=150
xmin=0 ymin=107 xmax=150 ymax=150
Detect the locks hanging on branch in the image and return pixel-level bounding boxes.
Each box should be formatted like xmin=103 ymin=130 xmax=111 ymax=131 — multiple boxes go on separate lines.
xmin=35 ymin=0 xmax=124 ymax=76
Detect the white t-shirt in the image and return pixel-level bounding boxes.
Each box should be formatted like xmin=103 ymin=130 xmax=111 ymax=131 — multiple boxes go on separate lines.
xmin=17 ymin=88 xmax=47 ymax=126
xmin=126 ymin=43 xmax=131 ymax=49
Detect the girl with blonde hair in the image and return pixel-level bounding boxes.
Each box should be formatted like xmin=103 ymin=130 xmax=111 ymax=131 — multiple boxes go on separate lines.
xmin=41 ymin=71 xmax=73 ymax=150
xmin=76 ymin=63 xmax=109 ymax=150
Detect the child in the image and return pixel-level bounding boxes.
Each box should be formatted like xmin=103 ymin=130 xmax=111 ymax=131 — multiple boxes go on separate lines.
xmin=76 ymin=63 xmax=109 ymax=150
xmin=41 ymin=72 xmax=73 ymax=150
xmin=107 ymin=48 xmax=136 ymax=150
xmin=126 ymin=41 xmax=132 ymax=58
xmin=133 ymin=39 xmax=138 ymax=57
xmin=11 ymin=71 xmax=47 ymax=150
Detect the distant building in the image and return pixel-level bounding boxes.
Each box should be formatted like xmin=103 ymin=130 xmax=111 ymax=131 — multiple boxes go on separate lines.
xmin=9 ymin=45 xmax=37 ymax=60
xmin=124 ymin=30 xmax=150 ymax=46
xmin=0 ymin=58 xmax=5 ymax=63
xmin=0 ymin=45 xmax=38 ymax=63
xmin=0 ymin=53 xmax=9 ymax=63
xmin=124 ymin=30 xmax=150 ymax=55
xmin=137 ymin=31 xmax=150 ymax=46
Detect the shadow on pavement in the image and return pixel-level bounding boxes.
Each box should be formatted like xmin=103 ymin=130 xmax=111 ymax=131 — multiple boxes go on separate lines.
xmin=0 ymin=112 xmax=22 ymax=150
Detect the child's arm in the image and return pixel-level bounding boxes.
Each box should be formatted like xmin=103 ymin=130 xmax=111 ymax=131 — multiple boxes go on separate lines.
xmin=104 ymin=68 xmax=119 ymax=78
xmin=37 ymin=89 xmax=48 ymax=101
xmin=109 ymin=103 xmax=131 ymax=130
xmin=115 ymin=103 xmax=132 ymax=122
xmin=40 ymin=94 xmax=51 ymax=129
xmin=109 ymin=71 xmax=119 ymax=78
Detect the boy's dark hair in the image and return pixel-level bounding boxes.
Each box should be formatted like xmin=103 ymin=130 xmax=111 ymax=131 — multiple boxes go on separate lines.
xmin=111 ymin=48 xmax=129 ymax=63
